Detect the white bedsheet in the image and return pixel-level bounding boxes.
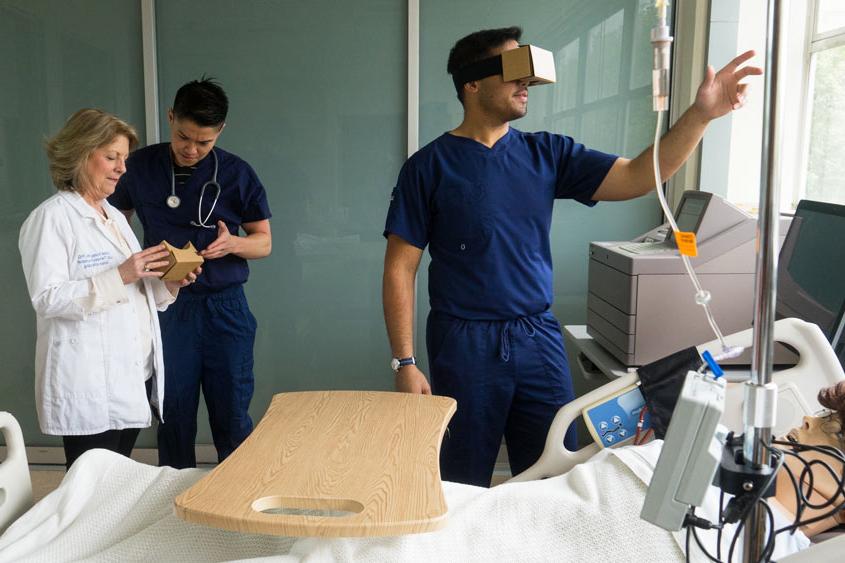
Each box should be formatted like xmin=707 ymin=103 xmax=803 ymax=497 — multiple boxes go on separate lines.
xmin=0 ymin=441 xmax=808 ymax=562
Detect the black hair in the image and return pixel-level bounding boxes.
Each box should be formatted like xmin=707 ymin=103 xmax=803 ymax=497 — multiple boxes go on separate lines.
xmin=172 ymin=76 xmax=229 ymax=127
xmin=447 ymin=26 xmax=522 ymax=103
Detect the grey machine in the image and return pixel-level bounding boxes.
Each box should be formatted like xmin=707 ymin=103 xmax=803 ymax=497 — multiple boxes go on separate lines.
xmin=587 ymin=191 xmax=762 ymax=366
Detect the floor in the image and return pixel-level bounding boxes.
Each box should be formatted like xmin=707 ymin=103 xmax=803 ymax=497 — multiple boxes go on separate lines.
xmin=29 ymin=466 xmax=66 ymax=503
xmin=21 ymin=446 xmax=219 ymax=503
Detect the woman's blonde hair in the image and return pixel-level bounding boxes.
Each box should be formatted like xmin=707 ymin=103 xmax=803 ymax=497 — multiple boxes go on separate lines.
xmin=44 ymin=108 xmax=139 ymax=191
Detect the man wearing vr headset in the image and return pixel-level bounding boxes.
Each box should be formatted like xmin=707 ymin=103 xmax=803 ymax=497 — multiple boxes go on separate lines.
xmin=383 ymin=27 xmax=760 ymax=487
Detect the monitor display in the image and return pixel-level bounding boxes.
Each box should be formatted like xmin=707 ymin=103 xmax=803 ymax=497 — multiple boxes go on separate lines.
xmin=776 ymin=200 xmax=845 ymax=368
xmin=675 ymin=194 xmax=709 ymax=233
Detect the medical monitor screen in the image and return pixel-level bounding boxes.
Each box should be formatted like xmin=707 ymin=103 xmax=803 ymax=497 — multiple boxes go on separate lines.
xmin=776 ymin=200 xmax=845 ymax=368
xmin=674 ymin=194 xmax=709 ymax=234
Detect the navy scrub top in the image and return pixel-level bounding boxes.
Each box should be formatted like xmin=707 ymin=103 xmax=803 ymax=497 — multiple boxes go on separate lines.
xmin=109 ymin=143 xmax=271 ymax=293
xmin=384 ymin=128 xmax=618 ymax=321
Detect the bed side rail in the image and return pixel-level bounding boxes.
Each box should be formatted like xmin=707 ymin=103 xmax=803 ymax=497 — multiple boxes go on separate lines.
xmin=0 ymin=412 xmax=33 ymax=534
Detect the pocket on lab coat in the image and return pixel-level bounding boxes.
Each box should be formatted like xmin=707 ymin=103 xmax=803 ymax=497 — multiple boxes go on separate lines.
xmin=46 ymin=323 xmax=106 ymax=400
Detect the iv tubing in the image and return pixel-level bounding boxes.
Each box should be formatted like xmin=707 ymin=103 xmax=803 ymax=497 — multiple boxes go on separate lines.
xmin=652 ymin=110 xmax=728 ymax=349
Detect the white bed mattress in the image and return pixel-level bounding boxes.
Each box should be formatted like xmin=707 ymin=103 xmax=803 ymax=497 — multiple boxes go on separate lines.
xmin=0 ymin=441 xmax=808 ymax=562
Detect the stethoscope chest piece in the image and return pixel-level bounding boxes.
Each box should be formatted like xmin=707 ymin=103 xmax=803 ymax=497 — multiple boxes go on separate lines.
xmin=168 ymin=149 xmax=221 ymax=228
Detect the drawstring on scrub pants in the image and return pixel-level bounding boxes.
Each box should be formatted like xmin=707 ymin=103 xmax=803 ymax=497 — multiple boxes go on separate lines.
xmin=499 ymin=316 xmax=539 ymax=362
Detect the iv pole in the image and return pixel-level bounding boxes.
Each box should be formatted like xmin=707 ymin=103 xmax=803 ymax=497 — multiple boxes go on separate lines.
xmin=742 ymin=0 xmax=782 ymax=560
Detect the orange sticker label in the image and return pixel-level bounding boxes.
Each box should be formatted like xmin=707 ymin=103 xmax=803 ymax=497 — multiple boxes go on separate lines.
xmin=674 ymin=231 xmax=698 ymax=257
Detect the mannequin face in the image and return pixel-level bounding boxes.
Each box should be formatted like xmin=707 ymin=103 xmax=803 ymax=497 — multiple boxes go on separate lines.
xmin=787 ymin=414 xmax=843 ymax=450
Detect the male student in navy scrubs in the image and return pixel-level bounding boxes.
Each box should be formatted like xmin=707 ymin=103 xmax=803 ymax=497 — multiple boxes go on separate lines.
xmin=110 ymin=78 xmax=272 ymax=468
xmin=383 ymin=27 xmax=761 ymax=486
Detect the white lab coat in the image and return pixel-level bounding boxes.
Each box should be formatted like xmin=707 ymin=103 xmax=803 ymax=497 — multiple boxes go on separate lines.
xmin=19 ymin=190 xmax=171 ymax=436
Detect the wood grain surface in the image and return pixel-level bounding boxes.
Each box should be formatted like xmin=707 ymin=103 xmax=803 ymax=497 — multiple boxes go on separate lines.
xmin=174 ymin=390 xmax=456 ymax=537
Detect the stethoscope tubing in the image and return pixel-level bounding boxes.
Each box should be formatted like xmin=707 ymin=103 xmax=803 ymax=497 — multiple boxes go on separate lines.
xmin=168 ymin=148 xmax=222 ymax=229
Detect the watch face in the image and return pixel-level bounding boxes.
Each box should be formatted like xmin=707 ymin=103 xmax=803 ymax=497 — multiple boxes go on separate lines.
xmin=390 ymin=358 xmax=400 ymax=372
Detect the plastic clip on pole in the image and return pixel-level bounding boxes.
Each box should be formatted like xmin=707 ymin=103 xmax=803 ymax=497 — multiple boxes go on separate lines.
xmin=651 ymin=0 xmax=673 ymax=111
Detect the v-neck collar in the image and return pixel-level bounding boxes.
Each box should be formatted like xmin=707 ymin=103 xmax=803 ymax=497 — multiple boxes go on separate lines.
xmin=443 ymin=127 xmax=514 ymax=154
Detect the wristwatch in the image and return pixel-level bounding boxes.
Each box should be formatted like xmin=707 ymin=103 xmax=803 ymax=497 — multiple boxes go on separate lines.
xmin=390 ymin=356 xmax=417 ymax=373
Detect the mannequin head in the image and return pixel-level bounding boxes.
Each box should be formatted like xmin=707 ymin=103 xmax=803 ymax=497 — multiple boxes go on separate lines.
xmin=774 ymin=381 xmax=845 ymax=536
xmin=818 ymin=380 xmax=845 ymax=435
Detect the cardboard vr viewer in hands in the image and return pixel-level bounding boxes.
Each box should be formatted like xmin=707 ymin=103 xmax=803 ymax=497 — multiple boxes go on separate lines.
xmin=154 ymin=241 xmax=205 ymax=281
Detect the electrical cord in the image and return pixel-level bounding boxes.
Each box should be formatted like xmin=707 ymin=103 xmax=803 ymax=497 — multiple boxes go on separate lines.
xmin=680 ymin=443 xmax=785 ymax=562
xmin=759 ymin=499 xmax=777 ymax=562
xmin=776 ymin=453 xmax=808 ymax=527
xmin=676 ymin=437 xmax=843 ymax=561
xmin=684 ymin=508 xmax=723 ymax=563
xmin=682 ymin=509 xmax=725 ymax=561
xmin=726 ymin=513 xmax=746 ymax=562
xmin=691 ymin=524 xmax=723 ymax=563
xmin=770 ymin=439 xmax=845 ymax=534
xmin=717 ymin=490 xmax=726 ymax=561
xmin=722 ymin=447 xmax=784 ymax=526
xmin=765 ymin=438 xmax=845 ymax=557
xmin=684 ymin=506 xmax=722 ymax=563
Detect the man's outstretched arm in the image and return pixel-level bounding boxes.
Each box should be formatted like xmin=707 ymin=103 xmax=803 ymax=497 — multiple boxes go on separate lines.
xmin=593 ymin=50 xmax=763 ymax=202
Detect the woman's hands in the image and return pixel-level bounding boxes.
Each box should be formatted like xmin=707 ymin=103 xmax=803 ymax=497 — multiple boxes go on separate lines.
xmin=119 ymin=244 xmax=204 ymax=295
xmin=164 ymin=265 xmax=203 ymax=295
xmin=118 ymin=245 xmax=170 ymax=284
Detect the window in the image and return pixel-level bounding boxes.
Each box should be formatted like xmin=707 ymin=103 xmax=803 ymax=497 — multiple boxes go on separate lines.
xmin=537 ymin=0 xmax=665 ymax=156
xmin=802 ymin=1 xmax=845 ymax=206
xmin=714 ymin=0 xmax=845 ymax=211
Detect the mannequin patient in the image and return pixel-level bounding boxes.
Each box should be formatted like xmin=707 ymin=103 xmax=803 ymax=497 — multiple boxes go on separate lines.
xmin=773 ymin=380 xmax=845 ymax=536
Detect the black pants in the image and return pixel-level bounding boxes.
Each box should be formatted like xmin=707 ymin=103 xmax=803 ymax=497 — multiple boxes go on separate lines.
xmin=62 ymin=379 xmax=152 ymax=470
xmin=62 ymin=427 xmax=141 ymax=470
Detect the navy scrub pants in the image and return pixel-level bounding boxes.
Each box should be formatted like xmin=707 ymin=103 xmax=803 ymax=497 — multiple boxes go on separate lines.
xmin=157 ymin=285 xmax=257 ymax=468
xmin=427 ymin=310 xmax=577 ymax=487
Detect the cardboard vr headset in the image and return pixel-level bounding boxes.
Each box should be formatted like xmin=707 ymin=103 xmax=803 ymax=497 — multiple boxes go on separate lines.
xmin=452 ymin=45 xmax=556 ymax=91
xmin=154 ymin=241 xmax=204 ymax=281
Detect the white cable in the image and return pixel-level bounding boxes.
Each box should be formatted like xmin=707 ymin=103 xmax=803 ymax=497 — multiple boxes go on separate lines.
xmin=650 ymin=0 xmax=736 ymax=358
xmin=652 ymin=110 xmax=729 ymax=350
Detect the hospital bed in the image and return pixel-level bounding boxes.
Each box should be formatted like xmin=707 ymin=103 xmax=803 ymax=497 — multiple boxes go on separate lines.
xmin=0 ymin=319 xmax=839 ymax=562
xmin=0 ymin=412 xmax=32 ymax=535
xmin=514 ymin=317 xmax=845 ymax=482
xmin=510 ymin=317 xmax=845 ymax=562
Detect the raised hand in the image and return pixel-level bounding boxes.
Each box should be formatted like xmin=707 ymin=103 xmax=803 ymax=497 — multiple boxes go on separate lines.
xmin=694 ymin=50 xmax=763 ymax=121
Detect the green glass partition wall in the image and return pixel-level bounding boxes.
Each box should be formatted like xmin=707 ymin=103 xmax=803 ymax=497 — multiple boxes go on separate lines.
xmin=0 ymin=0 xmax=146 ymax=447
xmin=2 ymin=0 xmax=666 ymax=450
xmin=154 ymin=0 xmax=407 ymax=446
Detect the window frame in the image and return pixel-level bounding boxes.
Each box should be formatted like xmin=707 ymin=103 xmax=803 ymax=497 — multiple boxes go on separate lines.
xmin=794 ymin=0 xmax=845 ymax=207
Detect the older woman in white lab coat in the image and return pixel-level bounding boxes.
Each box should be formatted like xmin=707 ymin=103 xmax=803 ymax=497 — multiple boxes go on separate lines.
xmin=18 ymin=109 xmax=201 ymax=469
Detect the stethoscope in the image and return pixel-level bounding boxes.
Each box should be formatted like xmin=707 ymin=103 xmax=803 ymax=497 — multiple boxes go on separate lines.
xmin=166 ymin=148 xmax=221 ymax=229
